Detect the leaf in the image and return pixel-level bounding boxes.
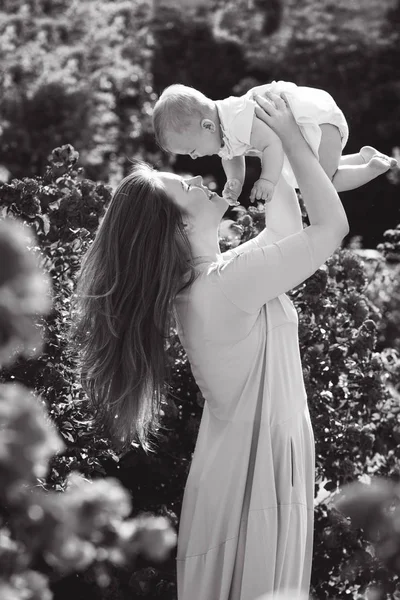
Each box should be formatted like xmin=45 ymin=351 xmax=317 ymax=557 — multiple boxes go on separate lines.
xmin=35 ymin=213 xmax=51 ymax=235
xmin=61 ymin=431 xmax=75 ymax=443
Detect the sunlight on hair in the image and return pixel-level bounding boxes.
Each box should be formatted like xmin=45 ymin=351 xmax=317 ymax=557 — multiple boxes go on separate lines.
xmin=70 ymin=160 xmax=199 ymax=453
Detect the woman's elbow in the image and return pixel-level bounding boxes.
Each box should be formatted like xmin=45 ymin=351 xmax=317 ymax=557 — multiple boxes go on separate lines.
xmin=330 ymin=218 xmax=349 ymax=249
xmin=325 ymin=213 xmax=350 ymax=248
xmin=336 ymin=216 xmax=350 ymax=241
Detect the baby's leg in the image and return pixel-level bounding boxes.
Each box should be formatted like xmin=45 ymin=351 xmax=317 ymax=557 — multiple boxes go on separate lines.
xmin=317 ymin=123 xmax=343 ymax=181
xmin=319 ymin=124 xmax=397 ymax=192
xmin=340 ymin=146 xmax=397 ymax=167
xmin=334 ymin=152 xmax=396 ymax=192
xmin=339 ymin=152 xmax=366 ymax=166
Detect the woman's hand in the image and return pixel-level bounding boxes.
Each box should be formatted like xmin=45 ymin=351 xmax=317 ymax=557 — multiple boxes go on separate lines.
xmin=254 ymin=92 xmax=300 ymax=146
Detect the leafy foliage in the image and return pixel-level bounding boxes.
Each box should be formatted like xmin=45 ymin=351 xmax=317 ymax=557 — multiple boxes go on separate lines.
xmin=0 ymin=0 xmax=159 ymax=182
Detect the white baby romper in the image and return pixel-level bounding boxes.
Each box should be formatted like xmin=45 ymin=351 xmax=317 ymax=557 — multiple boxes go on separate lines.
xmin=216 ymin=80 xmax=349 ymax=189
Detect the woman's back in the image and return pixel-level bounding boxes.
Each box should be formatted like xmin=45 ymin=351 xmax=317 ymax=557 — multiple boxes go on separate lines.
xmin=175 ymin=256 xmax=314 ymax=600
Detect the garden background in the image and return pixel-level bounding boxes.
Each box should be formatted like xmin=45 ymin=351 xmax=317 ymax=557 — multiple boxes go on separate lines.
xmin=1 ymin=0 xmax=400 ymax=599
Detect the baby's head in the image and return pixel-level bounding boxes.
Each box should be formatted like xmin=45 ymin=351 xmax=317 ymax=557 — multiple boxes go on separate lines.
xmin=152 ymin=84 xmax=222 ymax=159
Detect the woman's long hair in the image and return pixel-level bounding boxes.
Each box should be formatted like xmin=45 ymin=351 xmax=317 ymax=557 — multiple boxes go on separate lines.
xmin=70 ymin=162 xmax=197 ymax=452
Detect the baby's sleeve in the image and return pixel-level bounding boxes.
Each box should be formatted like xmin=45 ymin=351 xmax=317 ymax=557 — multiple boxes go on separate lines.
xmin=218 ymin=229 xmax=316 ymax=314
xmin=230 ymin=99 xmax=255 ymax=147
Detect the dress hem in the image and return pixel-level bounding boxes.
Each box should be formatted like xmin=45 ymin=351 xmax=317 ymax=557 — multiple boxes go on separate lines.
xmin=177 ymin=502 xmax=313 ymax=560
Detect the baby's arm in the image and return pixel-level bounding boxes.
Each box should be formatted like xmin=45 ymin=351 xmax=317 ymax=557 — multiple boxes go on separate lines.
xmin=221 ymin=156 xmax=245 ymax=205
xmin=222 ymin=174 xmax=304 ymax=263
xmin=249 ymin=114 xmax=284 ymax=202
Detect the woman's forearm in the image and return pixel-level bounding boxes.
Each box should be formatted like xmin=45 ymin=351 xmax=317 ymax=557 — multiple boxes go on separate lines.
xmin=264 ymin=176 xmax=303 ymax=240
xmin=283 ymin=130 xmax=349 ymax=237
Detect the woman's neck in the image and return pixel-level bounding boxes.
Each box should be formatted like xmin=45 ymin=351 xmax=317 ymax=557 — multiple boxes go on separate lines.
xmin=188 ymin=230 xmax=222 ymax=262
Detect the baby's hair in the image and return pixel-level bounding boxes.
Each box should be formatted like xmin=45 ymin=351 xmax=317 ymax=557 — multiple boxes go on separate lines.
xmin=152 ymin=84 xmax=211 ymax=152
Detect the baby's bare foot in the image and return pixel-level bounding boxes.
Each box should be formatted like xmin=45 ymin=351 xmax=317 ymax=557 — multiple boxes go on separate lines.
xmin=360 ymin=145 xmax=378 ymax=163
xmin=360 ymin=145 xmax=397 ymax=169
xmin=368 ymin=155 xmax=397 ymax=174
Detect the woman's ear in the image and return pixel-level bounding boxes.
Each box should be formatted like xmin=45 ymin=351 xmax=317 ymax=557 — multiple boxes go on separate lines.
xmin=200 ymin=118 xmax=217 ymax=132
xmin=181 ymin=218 xmax=193 ymax=233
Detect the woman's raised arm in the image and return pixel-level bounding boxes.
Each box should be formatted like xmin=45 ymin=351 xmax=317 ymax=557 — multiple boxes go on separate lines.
xmin=254 ymin=92 xmax=349 ymax=251
xmin=216 ymin=92 xmax=349 ymax=314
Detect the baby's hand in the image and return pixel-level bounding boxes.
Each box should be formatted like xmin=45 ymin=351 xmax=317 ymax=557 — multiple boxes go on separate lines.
xmin=250 ymin=178 xmax=275 ymax=203
xmin=222 ymin=178 xmax=242 ymax=206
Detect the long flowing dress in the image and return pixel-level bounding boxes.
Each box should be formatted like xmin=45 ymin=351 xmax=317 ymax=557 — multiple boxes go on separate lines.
xmin=174 ymin=178 xmax=317 ymax=600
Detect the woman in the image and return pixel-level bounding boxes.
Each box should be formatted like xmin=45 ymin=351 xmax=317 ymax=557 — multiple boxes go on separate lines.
xmin=72 ymin=92 xmax=349 ymax=600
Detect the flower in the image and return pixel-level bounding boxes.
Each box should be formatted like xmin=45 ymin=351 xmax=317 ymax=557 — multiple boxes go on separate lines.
xmin=0 ymin=219 xmax=51 ymax=367
xmin=45 ymin=536 xmax=97 ymax=573
xmin=63 ymin=474 xmax=132 ymax=537
xmin=335 ymin=478 xmax=394 ymax=534
xmin=342 ymin=291 xmax=369 ymax=327
xmin=137 ymin=516 xmax=177 ymax=561
xmin=118 ymin=515 xmax=177 ymax=563
xmin=0 ymin=571 xmax=52 ymax=600
xmin=303 ymin=267 xmax=328 ymax=297
xmin=0 ymin=383 xmax=64 ymax=495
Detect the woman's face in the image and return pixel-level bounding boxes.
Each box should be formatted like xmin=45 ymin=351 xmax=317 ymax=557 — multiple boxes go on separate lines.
xmin=159 ymin=173 xmax=229 ymax=229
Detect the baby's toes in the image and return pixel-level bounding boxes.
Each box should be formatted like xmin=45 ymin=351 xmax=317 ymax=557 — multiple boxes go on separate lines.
xmin=369 ymin=155 xmax=393 ymax=173
xmin=373 ymin=153 xmax=397 ymax=168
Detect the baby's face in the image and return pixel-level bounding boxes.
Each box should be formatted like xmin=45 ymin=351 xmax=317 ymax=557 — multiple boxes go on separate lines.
xmin=166 ymin=121 xmax=222 ymax=159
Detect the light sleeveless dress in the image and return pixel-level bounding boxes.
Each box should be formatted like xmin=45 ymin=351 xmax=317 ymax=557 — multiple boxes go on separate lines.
xmin=174 ymin=225 xmax=316 ymax=600
xmin=215 ymin=80 xmax=349 ymax=188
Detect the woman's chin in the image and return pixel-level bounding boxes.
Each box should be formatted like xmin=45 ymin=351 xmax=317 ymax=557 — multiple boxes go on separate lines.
xmin=212 ymin=193 xmax=229 ymax=204
xmin=223 ymin=196 xmax=240 ymax=207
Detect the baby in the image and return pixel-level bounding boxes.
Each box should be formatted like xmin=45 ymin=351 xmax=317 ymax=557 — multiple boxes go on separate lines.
xmin=152 ymin=81 xmax=397 ymax=205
